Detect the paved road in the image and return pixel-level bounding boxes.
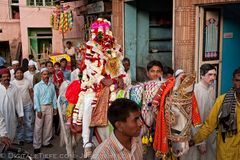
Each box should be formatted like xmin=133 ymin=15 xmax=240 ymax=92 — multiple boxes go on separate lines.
xmin=21 ymin=135 xmax=85 ymax=160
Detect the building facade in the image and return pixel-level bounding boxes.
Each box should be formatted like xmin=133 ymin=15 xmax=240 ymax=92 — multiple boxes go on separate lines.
xmin=176 ymin=0 xmax=240 ymax=94
xmin=0 ymin=0 xmax=21 ymax=64
xmin=0 ymin=0 xmax=85 ymax=64
xmin=112 ymin=0 xmax=240 ymax=94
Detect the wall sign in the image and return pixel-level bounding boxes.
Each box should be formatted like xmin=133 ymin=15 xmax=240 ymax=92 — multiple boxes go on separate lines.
xmin=223 ymin=32 xmax=233 ymax=39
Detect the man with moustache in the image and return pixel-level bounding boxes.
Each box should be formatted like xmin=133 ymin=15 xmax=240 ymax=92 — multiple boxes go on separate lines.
xmin=182 ymin=64 xmax=217 ymax=160
xmin=190 ymin=67 xmax=240 ymax=160
xmin=0 ymin=68 xmax=24 ymax=141
xmin=33 ymin=61 xmax=54 ymax=86
xmin=91 ymin=98 xmax=143 ymax=159
xmin=24 ymin=60 xmax=39 ymax=87
xmin=10 ymin=60 xmax=20 ymax=81
xmin=33 ymin=68 xmax=57 ymax=154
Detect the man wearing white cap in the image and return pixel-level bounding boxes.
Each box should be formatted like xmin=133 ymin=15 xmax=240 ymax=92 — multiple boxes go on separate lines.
xmin=174 ymin=69 xmax=184 ymax=78
xmin=10 ymin=60 xmax=19 ymax=81
xmin=173 ymin=69 xmax=185 ymax=91
xmin=24 ymin=60 xmax=39 ymax=87
xmin=33 ymin=67 xmax=57 ymax=154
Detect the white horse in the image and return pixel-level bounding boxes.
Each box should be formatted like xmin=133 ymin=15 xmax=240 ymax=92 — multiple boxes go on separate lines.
xmin=129 ymin=74 xmax=199 ymax=158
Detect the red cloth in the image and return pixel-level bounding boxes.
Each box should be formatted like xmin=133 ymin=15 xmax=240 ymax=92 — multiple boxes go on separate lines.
xmin=153 ymin=77 xmax=175 ymax=154
xmin=0 ymin=68 xmax=10 ymax=75
xmin=65 ymin=80 xmax=81 ymax=104
xmin=192 ymin=94 xmax=202 ymax=126
xmin=53 ymin=70 xmax=64 ymax=86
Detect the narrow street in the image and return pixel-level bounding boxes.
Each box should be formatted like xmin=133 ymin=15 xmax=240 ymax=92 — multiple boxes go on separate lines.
xmin=22 ymin=135 xmax=84 ymax=160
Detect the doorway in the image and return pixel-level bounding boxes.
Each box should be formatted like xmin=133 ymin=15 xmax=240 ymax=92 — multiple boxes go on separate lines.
xmin=0 ymin=41 xmax=11 ymax=65
xmin=196 ymin=4 xmax=240 ymax=96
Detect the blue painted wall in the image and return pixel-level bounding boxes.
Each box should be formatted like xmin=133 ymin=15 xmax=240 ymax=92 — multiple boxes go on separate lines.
xmin=124 ymin=2 xmax=137 ymax=80
xmin=136 ymin=9 xmax=149 ymax=68
xmin=124 ymin=0 xmax=172 ymax=81
xmin=221 ymin=4 xmax=240 ymax=93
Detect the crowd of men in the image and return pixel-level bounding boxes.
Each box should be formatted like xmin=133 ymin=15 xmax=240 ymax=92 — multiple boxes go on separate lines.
xmin=0 ymin=54 xmax=80 ymax=154
xmin=0 ymin=52 xmax=240 ymax=160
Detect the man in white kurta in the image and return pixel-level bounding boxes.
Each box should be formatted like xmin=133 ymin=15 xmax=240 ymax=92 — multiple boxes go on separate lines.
xmin=24 ymin=60 xmax=39 ymax=87
xmin=71 ymin=68 xmax=80 ymax=82
xmin=12 ymin=68 xmax=34 ymax=143
xmin=0 ymin=68 xmax=24 ymax=141
xmin=181 ymin=64 xmax=217 ymax=160
xmin=10 ymin=60 xmax=19 ymax=82
xmin=0 ymin=112 xmax=11 ymax=149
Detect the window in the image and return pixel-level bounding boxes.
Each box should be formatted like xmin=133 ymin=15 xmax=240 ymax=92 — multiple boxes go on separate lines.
xmin=10 ymin=0 xmax=20 ymax=19
xmin=27 ymin=0 xmax=54 ymax=6
xmin=28 ymin=28 xmax=52 ymax=62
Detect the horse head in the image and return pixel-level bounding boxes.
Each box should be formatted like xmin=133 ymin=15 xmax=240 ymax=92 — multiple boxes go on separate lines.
xmin=165 ymin=73 xmax=196 ymax=157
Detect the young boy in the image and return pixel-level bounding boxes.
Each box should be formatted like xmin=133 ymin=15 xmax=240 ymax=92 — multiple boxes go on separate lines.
xmin=146 ymin=60 xmax=163 ymax=81
xmin=53 ymin=62 xmax=64 ymax=93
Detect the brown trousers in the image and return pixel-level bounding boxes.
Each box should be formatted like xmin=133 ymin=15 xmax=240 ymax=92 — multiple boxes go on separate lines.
xmin=33 ymin=105 xmax=53 ymax=149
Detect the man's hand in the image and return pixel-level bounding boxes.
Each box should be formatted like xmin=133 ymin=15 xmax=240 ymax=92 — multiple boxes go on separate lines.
xmin=197 ymin=144 xmax=207 ymax=154
xmin=37 ymin=112 xmax=42 ymax=119
xmin=53 ymin=109 xmax=58 ymax=116
xmin=101 ymin=78 xmax=113 ymax=87
xmin=0 ymin=136 xmax=11 ymax=147
xmin=18 ymin=117 xmax=24 ymax=127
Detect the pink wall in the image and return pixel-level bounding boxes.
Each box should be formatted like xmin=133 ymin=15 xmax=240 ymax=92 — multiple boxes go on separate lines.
xmin=0 ymin=0 xmax=21 ymax=60
xmin=19 ymin=1 xmax=85 ymax=58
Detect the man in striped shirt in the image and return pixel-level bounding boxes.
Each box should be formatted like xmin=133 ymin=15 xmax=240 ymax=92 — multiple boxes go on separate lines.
xmin=91 ymin=98 xmax=143 ymax=160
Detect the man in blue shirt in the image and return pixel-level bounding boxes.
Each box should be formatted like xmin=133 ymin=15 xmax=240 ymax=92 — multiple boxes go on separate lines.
xmin=60 ymin=58 xmax=71 ymax=81
xmin=33 ymin=68 xmax=57 ymax=154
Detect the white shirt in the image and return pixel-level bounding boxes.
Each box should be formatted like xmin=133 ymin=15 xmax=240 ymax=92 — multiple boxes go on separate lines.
xmin=12 ymin=78 xmax=33 ymax=106
xmin=0 ymin=112 xmax=7 ymax=137
xmin=24 ymin=70 xmax=39 ymax=87
xmin=71 ymin=68 xmax=80 ymax=82
xmin=181 ymin=81 xmax=216 ymax=160
xmin=10 ymin=69 xmax=15 ymax=81
xmin=0 ymin=83 xmax=23 ymax=140
xmin=65 ymin=47 xmax=75 ymax=56
xmin=125 ymin=70 xmax=132 ymax=86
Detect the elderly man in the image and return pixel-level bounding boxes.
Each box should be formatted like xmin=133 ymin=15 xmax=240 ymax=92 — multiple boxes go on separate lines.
xmin=33 ymin=61 xmax=53 ymax=86
xmin=10 ymin=60 xmax=19 ymax=81
xmin=190 ymin=67 xmax=240 ymax=160
xmin=33 ymin=68 xmax=57 ymax=154
xmin=24 ymin=60 xmax=39 ymax=87
xmin=182 ymin=64 xmax=217 ymax=160
xmin=0 ymin=68 xmax=23 ymax=141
